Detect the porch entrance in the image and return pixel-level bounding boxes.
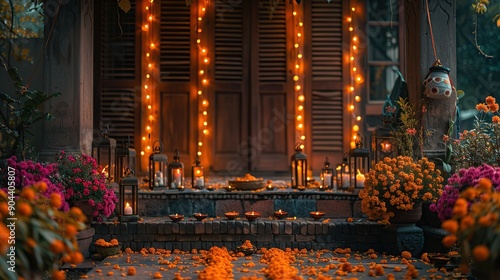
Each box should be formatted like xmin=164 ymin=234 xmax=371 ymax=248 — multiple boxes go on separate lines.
xmin=210 ymin=0 xmax=294 ymax=173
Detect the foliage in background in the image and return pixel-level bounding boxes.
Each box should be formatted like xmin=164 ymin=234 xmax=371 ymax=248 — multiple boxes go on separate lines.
xmin=0 ymin=0 xmax=43 ymax=63
xmin=0 ymin=58 xmax=60 ymax=162
xmin=443 ymin=96 xmax=500 ymax=169
xmin=0 ymin=183 xmax=85 ymax=280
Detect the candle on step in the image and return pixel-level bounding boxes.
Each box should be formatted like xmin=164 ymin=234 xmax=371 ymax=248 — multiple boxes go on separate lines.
xmin=124 ymin=202 xmax=133 ymax=215
xmin=356 ymin=170 xmax=365 ymax=188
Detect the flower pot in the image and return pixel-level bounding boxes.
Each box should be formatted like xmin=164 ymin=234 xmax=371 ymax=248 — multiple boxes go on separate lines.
xmin=76 ymin=226 xmax=95 ymax=258
xmin=389 ymin=202 xmax=423 ymax=225
xmin=72 ymin=200 xmax=94 ymax=225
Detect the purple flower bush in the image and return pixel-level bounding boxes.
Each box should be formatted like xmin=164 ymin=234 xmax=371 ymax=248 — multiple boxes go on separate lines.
xmin=4 ymin=156 xmax=69 ymax=211
xmin=56 ymin=151 xmax=117 ymax=221
xmin=430 ymin=164 xmax=500 ymax=221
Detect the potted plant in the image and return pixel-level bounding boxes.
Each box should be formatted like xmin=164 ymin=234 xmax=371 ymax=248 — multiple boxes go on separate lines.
xmin=55 ymin=151 xmax=118 ymax=222
xmin=430 ymin=164 xmax=500 ymax=222
xmin=0 ymin=182 xmax=86 ymax=279
xmin=441 ymin=178 xmax=500 ymax=279
xmin=359 ymin=155 xmax=444 ymax=224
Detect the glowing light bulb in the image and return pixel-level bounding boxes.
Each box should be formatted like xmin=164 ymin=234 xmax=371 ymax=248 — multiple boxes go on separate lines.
xmin=300 ymin=144 xmax=304 ymax=150
xmin=295 ymin=85 xmax=301 ymax=91
xmin=202 ymin=7 xmax=205 ymax=12
xmin=141 ymin=151 xmax=145 ymax=156
xmin=298 ymin=95 xmax=305 ymax=102
xmin=353 ymin=36 xmax=358 ymax=42
xmin=148 ymin=105 xmax=151 ymax=109
xmin=202 ymin=48 xmax=207 ymax=53
xmin=148 ymin=63 xmax=152 ymax=68
xmin=198 ymin=28 xmax=202 ymax=33
xmin=355 ymin=95 xmax=361 ymax=102
xmin=203 ymin=121 xmax=208 ymax=126
xmin=146 ymin=53 xmax=150 ymax=57
xmin=295 ymin=64 xmax=300 ymax=69
xmin=293 ymin=11 xmax=297 ymax=16
xmin=197 ymin=39 xmax=201 ymax=44
xmin=149 ymin=115 xmax=154 ymax=121
xmin=198 ymin=90 xmax=202 ymax=95
xmin=296 ymin=115 xmax=302 ymax=121
xmin=294 ymin=43 xmax=299 ymax=48
xmin=349 ymin=27 xmax=353 ymax=32
xmin=299 ymin=22 xmax=303 ymax=27
xmin=149 ymin=15 xmax=153 ymax=21
xmin=355 ymin=74 xmax=364 ymax=84
xmin=348 ymin=104 xmax=355 ymax=111
xmin=352 ymin=45 xmax=357 ymax=51
xmin=142 ymin=136 xmax=146 ymax=141
xmin=293 ymin=75 xmax=299 ymax=81
xmin=197 ymin=151 xmax=202 ymax=156
xmin=198 ymin=17 xmax=202 ymax=21
xmin=349 ymin=86 xmax=355 ymax=92
xmin=199 ymin=70 xmax=204 ymax=75
xmin=146 ymin=95 xmax=150 ymax=99
xmin=146 ymin=74 xmax=150 ymax=78
xmin=350 ymin=56 xmax=354 ymax=61
xmin=198 ymin=141 xmax=203 ymax=146
xmin=150 ymin=43 xmax=155 ymax=49
xmin=297 ymin=32 xmax=302 ymax=37
xmin=203 ymin=58 xmax=209 ymax=64
xmin=203 ymin=111 xmax=207 ymax=115
xmin=351 ymin=7 xmax=356 ymax=11
xmin=144 ymin=24 xmax=149 ymax=29
xmin=346 ymin=17 xmax=352 ymax=22
xmin=300 ymin=135 xmax=305 ymax=140
xmin=356 ymin=116 xmax=362 ymax=121
xmin=297 ymin=54 xmax=302 ymax=59
xmin=202 ymin=100 xmax=209 ymax=106
xmin=146 ymin=126 xmax=151 ymax=131
xmin=298 ymin=105 xmax=303 ymax=111
xmin=147 ymin=145 xmax=151 ymax=150
xmin=297 ymin=123 xmax=303 ymax=130
xmin=202 ymin=79 xmax=208 ymax=84
xmin=353 ymin=124 xmax=359 ymax=132
xmin=203 ymin=129 xmax=209 ymax=135
xmin=352 ymin=67 xmax=357 ymax=72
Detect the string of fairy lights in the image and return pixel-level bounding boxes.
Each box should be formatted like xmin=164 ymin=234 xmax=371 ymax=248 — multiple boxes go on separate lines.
xmin=197 ymin=2 xmax=209 ymax=160
xmin=347 ymin=3 xmax=363 ymax=149
xmin=293 ymin=5 xmax=305 ymax=150
xmin=138 ymin=1 xmax=364 ymax=168
xmin=140 ymin=0 xmax=156 ymax=158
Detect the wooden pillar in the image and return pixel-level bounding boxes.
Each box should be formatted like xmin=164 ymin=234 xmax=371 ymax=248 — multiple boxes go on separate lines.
xmin=39 ymin=1 xmax=94 ymax=160
xmin=405 ymin=0 xmax=457 ymax=153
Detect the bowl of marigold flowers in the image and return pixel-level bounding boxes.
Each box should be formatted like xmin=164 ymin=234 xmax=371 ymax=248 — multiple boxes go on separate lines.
xmin=95 ymin=238 xmax=121 ymax=258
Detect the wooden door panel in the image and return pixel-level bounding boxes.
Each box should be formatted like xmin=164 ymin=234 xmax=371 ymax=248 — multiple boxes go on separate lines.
xmin=161 ymin=92 xmax=190 ymax=155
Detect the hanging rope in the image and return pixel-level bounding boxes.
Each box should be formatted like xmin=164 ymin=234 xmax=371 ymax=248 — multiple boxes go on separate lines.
xmin=425 ymin=0 xmax=439 ymax=64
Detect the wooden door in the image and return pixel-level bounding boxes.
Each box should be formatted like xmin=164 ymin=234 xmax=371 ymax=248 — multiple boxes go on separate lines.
xmin=210 ymin=0 xmax=293 ymax=174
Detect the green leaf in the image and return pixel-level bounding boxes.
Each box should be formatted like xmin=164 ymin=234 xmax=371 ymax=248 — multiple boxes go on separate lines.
xmin=456 ymin=90 xmax=465 ymax=99
xmin=442 ymin=162 xmax=452 ymax=173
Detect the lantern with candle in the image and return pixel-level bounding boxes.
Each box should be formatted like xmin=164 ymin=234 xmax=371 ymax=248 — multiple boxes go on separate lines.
xmin=168 ymin=149 xmax=184 ymax=189
xmin=149 ymin=140 xmax=168 ymax=190
xmin=92 ymin=128 xmax=117 ymax=183
xmin=191 ymin=155 xmax=204 ymax=189
xmin=349 ymin=134 xmax=370 ymax=188
xmin=336 ymin=155 xmax=350 ymax=190
xmin=320 ymin=157 xmax=334 ymax=189
xmin=119 ymin=171 xmax=139 ymax=222
xmin=291 ymin=143 xmax=307 ymax=189
xmin=115 ymin=136 xmax=136 ymax=184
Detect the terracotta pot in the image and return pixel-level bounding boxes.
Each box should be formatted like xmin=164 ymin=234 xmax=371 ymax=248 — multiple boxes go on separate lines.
xmin=389 ymin=202 xmax=423 ymax=224
xmin=76 ymin=226 xmax=95 ymax=258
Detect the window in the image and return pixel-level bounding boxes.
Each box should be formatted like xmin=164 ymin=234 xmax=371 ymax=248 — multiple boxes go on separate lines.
xmin=367 ymin=0 xmax=403 ymax=102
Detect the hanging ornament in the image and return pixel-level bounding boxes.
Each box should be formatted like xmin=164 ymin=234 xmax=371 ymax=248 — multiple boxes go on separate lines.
xmin=423 ymin=1 xmax=455 ymax=100
xmin=423 ymin=60 xmax=455 ymax=100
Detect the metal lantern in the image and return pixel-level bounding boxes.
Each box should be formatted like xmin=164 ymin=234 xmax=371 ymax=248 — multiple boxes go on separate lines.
xmin=115 ymin=136 xmax=136 ymax=184
xmin=119 ymin=171 xmax=139 ymax=222
xmin=320 ymin=157 xmax=334 ymax=189
xmin=191 ymin=155 xmax=204 ymax=189
xmin=349 ymin=135 xmax=370 ymax=188
xmin=371 ymin=126 xmax=398 ymax=164
xmin=149 ymin=141 xmax=168 ymax=190
xmin=336 ymin=155 xmax=350 ymax=190
xmin=92 ymin=129 xmax=117 ymax=182
xmin=168 ymin=149 xmax=184 ymax=189
xmin=291 ymin=144 xmax=307 ymax=189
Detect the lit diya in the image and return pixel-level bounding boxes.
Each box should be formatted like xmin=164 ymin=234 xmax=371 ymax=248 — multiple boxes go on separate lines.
xmin=193 ymin=213 xmax=208 ymax=221
xmin=225 ymin=211 xmax=239 ymax=220
xmin=169 ymin=213 xmax=184 ymax=222
xmin=274 ymin=209 xmax=288 ymax=219
xmin=244 ymin=211 xmax=261 ymax=221
xmin=309 ymin=211 xmax=325 ymax=220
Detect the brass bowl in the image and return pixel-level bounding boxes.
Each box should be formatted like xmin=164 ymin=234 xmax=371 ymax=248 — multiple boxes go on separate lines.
xmin=193 ymin=213 xmax=208 ymax=221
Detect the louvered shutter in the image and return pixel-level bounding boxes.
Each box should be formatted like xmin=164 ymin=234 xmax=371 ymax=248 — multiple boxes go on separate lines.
xmin=96 ymin=0 xmax=137 ymax=147
xmin=309 ymin=0 xmax=344 ymax=153
xmin=159 ymin=0 xmax=193 ymax=156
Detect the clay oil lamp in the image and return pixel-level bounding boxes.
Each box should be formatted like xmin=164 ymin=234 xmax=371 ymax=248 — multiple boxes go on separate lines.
xmin=274 ymin=209 xmax=288 ymax=219
xmin=244 ymin=211 xmax=261 ymax=222
xmin=225 ymin=211 xmax=239 ymax=220
xmin=169 ymin=213 xmax=184 ymax=222
xmin=193 ymin=213 xmax=208 ymax=221
xmin=206 ymin=185 xmax=215 ymax=191
xmin=309 ymin=211 xmax=325 ymax=221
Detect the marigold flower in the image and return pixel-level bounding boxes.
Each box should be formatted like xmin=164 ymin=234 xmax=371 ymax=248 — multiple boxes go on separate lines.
xmin=65 ymin=224 xmax=78 ymax=237
xmin=21 ymin=188 xmax=36 ymax=201
xmin=477 ymin=178 xmax=492 ymax=191
xmin=18 ymin=202 xmax=33 ymax=217
xmin=441 ymin=220 xmax=459 ymax=234
xmin=50 ymin=239 xmax=66 ymax=254
xmin=493 ymin=115 xmax=500 ymax=124
xmin=25 ymin=238 xmax=37 ymax=250
xmin=489 ymin=103 xmax=499 ymax=112
xmin=127 ymin=266 xmax=137 ymax=276
xmin=442 ymin=235 xmax=458 ymax=247
xmin=50 ymin=193 xmax=63 ymax=208
xmin=476 ymin=103 xmax=489 ymax=112
xmin=35 ymin=181 xmax=48 ymax=192
xmin=0 ymin=202 xmax=9 ymax=217
xmin=70 ymin=251 xmax=84 ymax=265
xmin=485 ymin=96 xmax=496 ymax=106
xmin=52 ymin=270 xmax=65 ymax=280
xmin=401 ymin=251 xmax=412 ymax=259
xmin=460 ymin=215 xmax=475 ymax=230
xmin=472 ymin=245 xmax=490 ymax=262
xmin=0 ymin=224 xmax=9 ymax=254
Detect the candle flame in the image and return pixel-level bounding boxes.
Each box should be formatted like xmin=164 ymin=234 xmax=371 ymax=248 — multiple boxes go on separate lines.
xmin=126 ymin=202 xmax=130 ymax=207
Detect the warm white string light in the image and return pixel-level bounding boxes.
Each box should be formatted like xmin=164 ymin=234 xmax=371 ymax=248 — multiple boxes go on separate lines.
xmin=347 ymin=3 xmax=363 ymax=149
xmin=293 ymin=5 xmax=305 ymax=150
xmin=141 ymin=0 xmax=156 ymax=159
xmin=197 ymin=3 xmax=209 ymax=158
